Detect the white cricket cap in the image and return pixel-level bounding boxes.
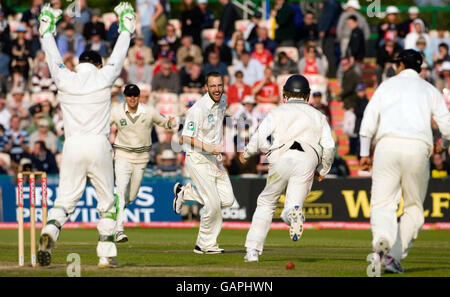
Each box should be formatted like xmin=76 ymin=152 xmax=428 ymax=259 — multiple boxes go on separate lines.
xmin=198 ymin=0 xmax=207 ymax=3
xmin=442 ymin=61 xmax=450 ymax=71
xmin=386 ymin=6 xmax=399 ymax=14
xmin=408 ymin=6 xmax=420 ymax=14
xmin=343 ymin=0 xmax=361 ymax=10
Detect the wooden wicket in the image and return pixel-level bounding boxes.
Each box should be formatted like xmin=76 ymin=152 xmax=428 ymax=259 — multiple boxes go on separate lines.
xmin=17 ymin=171 xmax=48 ymax=267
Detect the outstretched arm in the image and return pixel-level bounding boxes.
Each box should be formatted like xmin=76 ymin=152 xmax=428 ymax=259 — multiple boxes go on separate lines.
xmin=101 ymin=2 xmax=137 ymax=85
xmin=38 ymin=4 xmax=70 ymax=88
xmin=100 ymin=31 xmax=131 ymax=85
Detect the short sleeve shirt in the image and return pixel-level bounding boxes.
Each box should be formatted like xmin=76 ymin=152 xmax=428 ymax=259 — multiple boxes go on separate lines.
xmin=182 ymin=93 xmax=227 ymax=153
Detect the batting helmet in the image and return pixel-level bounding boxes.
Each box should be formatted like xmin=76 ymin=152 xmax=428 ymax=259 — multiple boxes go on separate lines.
xmin=283 ymin=75 xmax=311 ymax=96
xmin=79 ymin=50 xmax=103 ymax=67
xmin=390 ymin=49 xmax=423 ymax=73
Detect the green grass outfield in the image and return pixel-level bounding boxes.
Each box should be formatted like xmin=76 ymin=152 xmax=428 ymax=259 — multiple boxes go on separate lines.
xmin=0 ymin=228 xmax=449 ymax=277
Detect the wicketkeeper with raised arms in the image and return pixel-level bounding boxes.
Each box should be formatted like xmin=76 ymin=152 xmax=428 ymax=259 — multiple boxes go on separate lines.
xmin=240 ymin=75 xmax=335 ymax=262
xmin=37 ymin=2 xmax=136 ymax=268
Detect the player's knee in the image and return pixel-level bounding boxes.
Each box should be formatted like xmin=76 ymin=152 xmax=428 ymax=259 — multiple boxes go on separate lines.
xmin=221 ymin=197 xmax=235 ymax=208
xmin=97 ymin=215 xmax=116 ymax=235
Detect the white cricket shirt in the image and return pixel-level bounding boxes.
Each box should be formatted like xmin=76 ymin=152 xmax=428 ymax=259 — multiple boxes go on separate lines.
xmin=40 ymin=31 xmax=131 ymax=139
xmin=182 ymin=93 xmax=227 ymax=154
xmin=359 ymin=69 xmax=450 ymax=156
xmin=244 ymin=99 xmax=335 ymax=176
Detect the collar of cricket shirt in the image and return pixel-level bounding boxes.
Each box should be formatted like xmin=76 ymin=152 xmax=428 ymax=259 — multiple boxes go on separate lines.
xmin=204 ymin=93 xmax=220 ymax=110
xmin=398 ymin=69 xmax=420 ymax=78
xmin=76 ymin=62 xmax=98 ymax=73
xmin=286 ymin=98 xmax=308 ymax=104
xmin=124 ymin=102 xmax=146 ymax=122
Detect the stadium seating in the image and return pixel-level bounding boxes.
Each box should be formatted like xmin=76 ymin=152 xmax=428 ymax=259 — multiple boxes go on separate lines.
xmin=235 ymin=19 xmax=250 ymax=33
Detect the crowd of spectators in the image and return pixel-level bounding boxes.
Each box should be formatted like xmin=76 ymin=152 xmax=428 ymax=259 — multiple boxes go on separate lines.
xmin=0 ymin=0 xmax=448 ymax=179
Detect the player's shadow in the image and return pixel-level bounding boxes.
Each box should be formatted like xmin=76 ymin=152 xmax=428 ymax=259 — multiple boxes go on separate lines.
xmin=405 ymin=266 xmax=450 ymax=273
xmin=223 ymin=249 xmax=246 ymax=254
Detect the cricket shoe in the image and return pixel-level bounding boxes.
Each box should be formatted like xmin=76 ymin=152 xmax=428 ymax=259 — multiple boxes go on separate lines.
xmin=384 ymin=255 xmax=404 ymax=274
xmin=115 ymin=231 xmax=128 ymax=243
xmin=374 ymin=237 xmax=390 ymax=270
xmin=244 ymin=249 xmax=259 ymax=262
xmin=172 ymin=182 xmax=184 ymax=214
xmin=98 ymin=257 xmax=119 ymax=268
xmin=193 ymin=245 xmax=224 ymax=254
xmin=37 ymin=233 xmax=54 ymax=266
xmin=288 ymin=206 xmax=305 ymax=242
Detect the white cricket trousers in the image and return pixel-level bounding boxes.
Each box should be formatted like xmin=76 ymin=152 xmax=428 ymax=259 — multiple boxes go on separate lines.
xmin=183 ymin=152 xmax=235 ymax=250
xmin=41 ymin=135 xmax=118 ymax=258
xmin=370 ymin=137 xmax=430 ymax=261
xmin=245 ymin=148 xmax=319 ymax=253
xmin=114 ymin=158 xmax=147 ymax=232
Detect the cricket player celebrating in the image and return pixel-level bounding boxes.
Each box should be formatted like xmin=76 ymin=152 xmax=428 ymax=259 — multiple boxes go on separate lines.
xmin=240 ymin=75 xmax=335 ymax=262
xmin=360 ymin=49 xmax=450 ymax=274
xmin=37 ymin=2 xmax=136 ymax=268
xmin=111 ymin=84 xmax=175 ymax=243
xmin=173 ymin=72 xmax=235 ymax=254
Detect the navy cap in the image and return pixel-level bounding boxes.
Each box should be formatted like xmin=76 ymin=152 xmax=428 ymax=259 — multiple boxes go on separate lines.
xmin=124 ymin=84 xmax=140 ymax=97
xmin=390 ymin=49 xmax=423 ymax=73
xmin=312 ymin=91 xmax=322 ymax=97
xmin=356 ymin=83 xmax=366 ymax=91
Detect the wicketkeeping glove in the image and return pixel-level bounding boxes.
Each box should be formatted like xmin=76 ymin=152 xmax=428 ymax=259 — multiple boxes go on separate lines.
xmin=114 ymin=2 xmax=136 ymax=34
xmin=38 ymin=3 xmax=62 ymax=37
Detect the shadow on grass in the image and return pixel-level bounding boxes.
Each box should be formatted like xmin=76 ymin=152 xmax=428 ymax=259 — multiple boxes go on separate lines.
xmin=405 ymin=266 xmax=450 ymax=274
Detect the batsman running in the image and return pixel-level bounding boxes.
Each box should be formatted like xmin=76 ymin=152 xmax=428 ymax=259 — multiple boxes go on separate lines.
xmin=240 ymin=75 xmax=335 ymax=262
xmin=111 ymin=84 xmax=175 ymax=243
xmin=37 ymin=2 xmax=136 ymax=268
xmin=360 ymin=49 xmax=450 ymax=274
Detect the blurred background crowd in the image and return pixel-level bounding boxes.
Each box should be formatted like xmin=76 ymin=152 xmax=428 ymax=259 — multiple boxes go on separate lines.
xmin=0 ymin=0 xmax=448 ymax=179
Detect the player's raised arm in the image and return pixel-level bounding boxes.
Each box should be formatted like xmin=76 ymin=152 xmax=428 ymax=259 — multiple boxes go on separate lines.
xmin=100 ymin=2 xmax=136 ymax=84
xmin=38 ymin=4 xmax=68 ymax=85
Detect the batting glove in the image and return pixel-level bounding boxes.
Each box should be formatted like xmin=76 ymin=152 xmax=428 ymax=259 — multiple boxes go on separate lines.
xmin=114 ymin=2 xmax=136 ymax=34
xmin=38 ymin=3 xmax=62 ymax=37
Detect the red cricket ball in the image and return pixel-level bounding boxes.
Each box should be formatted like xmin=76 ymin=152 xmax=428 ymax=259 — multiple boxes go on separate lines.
xmin=285 ymin=261 xmax=295 ymax=270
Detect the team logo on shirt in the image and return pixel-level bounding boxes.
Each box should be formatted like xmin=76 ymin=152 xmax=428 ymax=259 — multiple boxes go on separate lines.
xmin=120 ymin=119 xmax=127 ymax=126
xmin=187 ymin=121 xmax=195 ymax=131
xmin=57 ymin=62 xmax=66 ymax=69
xmin=208 ymin=114 xmax=214 ymax=123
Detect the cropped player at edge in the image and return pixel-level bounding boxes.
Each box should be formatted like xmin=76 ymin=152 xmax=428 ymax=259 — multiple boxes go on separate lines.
xmin=111 ymin=84 xmax=175 ymax=243
xmin=240 ymin=75 xmax=335 ymax=263
xmin=36 ymin=2 xmax=136 ymax=268
xmin=360 ymin=49 xmax=450 ymax=274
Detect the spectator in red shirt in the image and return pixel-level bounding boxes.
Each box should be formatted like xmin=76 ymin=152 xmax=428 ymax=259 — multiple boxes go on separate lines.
xmin=251 ymin=40 xmax=273 ymax=66
xmin=299 ymin=45 xmax=327 ymax=75
xmin=226 ymin=70 xmax=252 ymax=105
xmin=252 ymin=67 xmax=280 ymax=104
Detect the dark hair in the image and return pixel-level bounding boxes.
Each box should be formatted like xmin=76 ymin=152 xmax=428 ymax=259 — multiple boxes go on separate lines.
xmin=79 ymin=50 xmax=103 ymax=67
xmin=206 ymin=72 xmax=223 ymax=85
xmin=438 ymin=42 xmax=449 ymax=51
xmin=35 ymin=140 xmax=47 ymax=151
xmin=347 ymin=15 xmax=358 ymax=22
